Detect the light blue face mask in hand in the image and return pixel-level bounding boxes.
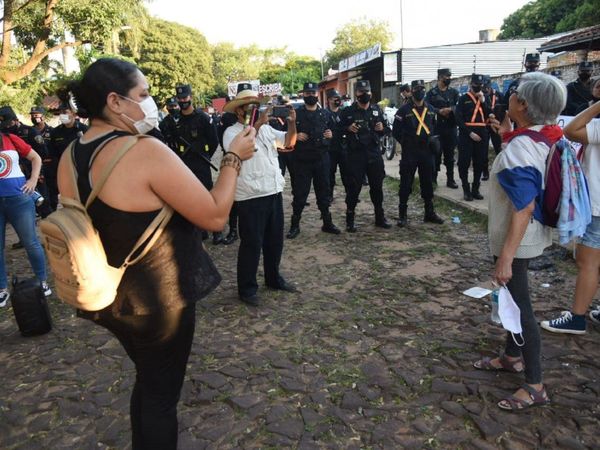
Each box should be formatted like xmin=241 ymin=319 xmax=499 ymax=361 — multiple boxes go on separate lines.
xmin=498 ymin=285 xmax=525 ymax=347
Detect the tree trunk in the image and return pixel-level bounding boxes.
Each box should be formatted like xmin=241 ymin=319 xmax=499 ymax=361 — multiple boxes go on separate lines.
xmin=0 ymin=0 xmax=15 ymax=68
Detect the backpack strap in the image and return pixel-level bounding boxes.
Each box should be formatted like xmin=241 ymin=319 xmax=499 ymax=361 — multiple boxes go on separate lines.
xmin=84 ymin=135 xmax=142 ymax=209
xmin=121 ymin=205 xmax=173 ymax=268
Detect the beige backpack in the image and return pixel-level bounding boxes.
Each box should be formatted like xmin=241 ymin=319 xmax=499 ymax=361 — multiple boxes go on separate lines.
xmin=39 ymin=135 xmax=173 ymax=311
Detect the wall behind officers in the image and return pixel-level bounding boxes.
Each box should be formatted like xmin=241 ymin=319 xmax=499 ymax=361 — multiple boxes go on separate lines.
xmin=287 ymin=82 xmax=340 ymax=239
xmin=340 ymin=79 xmax=391 ymax=232
xmin=425 ymin=68 xmax=459 ymax=188
xmin=393 ymin=80 xmax=444 ymax=228
xmin=564 ymin=61 xmax=594 ymax=116
xmin=455 ymin=74 xmax=492 ymax=202
xmin=172 ymin=84 xmax=221 ymax=243
xmin=47 ymin=103 xmax=88 ymax=211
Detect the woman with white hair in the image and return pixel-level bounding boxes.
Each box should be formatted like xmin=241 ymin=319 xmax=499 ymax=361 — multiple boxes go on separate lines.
xmin=474 ymin=72 xmax=566 ymax=411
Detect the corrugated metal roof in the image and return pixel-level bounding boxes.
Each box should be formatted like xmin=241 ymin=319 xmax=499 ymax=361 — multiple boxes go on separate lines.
xmin=401 ymin=38 xmax=555 ymax=83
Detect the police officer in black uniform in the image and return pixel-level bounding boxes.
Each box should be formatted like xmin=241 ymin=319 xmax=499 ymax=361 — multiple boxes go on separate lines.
xmin=0 ymin=105 xmax=52 ymax=218
xmin=30 ymin=106 xmax=54 ymax=202
xmin=393 ymin=80 xmax=444 ymax=227
xmin=455 ymin=74 xmax=492 ymax=201
xmin=158 ymin=97 xmax=180 ymax=152
xmin=398 ymin=83 xmax=412 ymax=107
xmin=172 ymin=84 xmax=221 ymax=243
xmin=481 ymin=75 xmax=502 ymax=180
xmin=340 ymin=80 xmax=391 ymax=232
xmin=503 ymin=53 xmax=540 ymax=105
xmin=287 ymin=82 xmax=340 ymax=239
xmin=325 ymin=88 xmax=349 ymax=204
xmin=48 ymin=103 xmax=88 ymax=210
xmin=426 ymin=68 xmax=460 ymax=188
xmin=564 ymin=61 xmax=594 ymax=116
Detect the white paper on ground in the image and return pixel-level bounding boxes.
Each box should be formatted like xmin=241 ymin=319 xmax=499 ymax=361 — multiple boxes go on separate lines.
xmin=462 ymin=287 xmax=493 ymax=299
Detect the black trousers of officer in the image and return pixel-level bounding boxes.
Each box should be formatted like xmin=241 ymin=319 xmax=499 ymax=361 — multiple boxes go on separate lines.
xmin=458 ymin=129 xmax=488 ymax=186
xmin=345 ymin=149 xmax=385 ymax=212
xmin=291 ymin=153 xmax=331 ymax=216
xmin=278 ymin=152 xmax=297 ymax=196
xmin=399 ymin=141 xmax=434 ymax=206
xmin=490 ymin=129 xmax=502 ymax=155
xmin=328 ymin=149 xmax=349 ymax=201
xmin=435 ymin=127 xmax=457 ymax=178
xmin=237 ymin=193 xmax=285 ymax=298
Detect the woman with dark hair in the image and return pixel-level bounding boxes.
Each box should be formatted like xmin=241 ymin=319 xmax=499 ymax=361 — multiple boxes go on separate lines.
xmin=0 ymin=123 xmax=50 ymax=307
xmin=56 ymin=58 xmax=255 ymax=449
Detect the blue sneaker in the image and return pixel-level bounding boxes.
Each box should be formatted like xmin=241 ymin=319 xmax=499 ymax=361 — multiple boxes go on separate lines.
xmin=541 ymin=311 xmax=586 ymax=335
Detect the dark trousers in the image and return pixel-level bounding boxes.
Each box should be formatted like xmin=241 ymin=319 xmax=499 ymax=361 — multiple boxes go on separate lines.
xmin=495 ymin=258 xmax=542 ymax=385
xmin=458 ymin=130 xmax=488 ymax=186
xmin=278 ymin=152 xmax=297 ymax=197
xmin=434 ymin=127 xmax=457 ymax=178
xmin=228 ymin=201 xmax=238 ymax=232
xmin=399 ymin=145 xmax=434 ymax=206
xmin=46 ymin=175 xmax=59 ymax=211
xmin=345 ymin=151 xmax=385 ymax=212
xmin=291 ymin=154 xmax=331 ymax=216
xmin=94 ymin=305 xmax=197 ymax=450
xmin=490 ymin=129 xmax=502 ymax=155
xmin=328 ymin=149 xmax=349 ymax=200
xmin=237 ymin=193 xmax=285 ymax=298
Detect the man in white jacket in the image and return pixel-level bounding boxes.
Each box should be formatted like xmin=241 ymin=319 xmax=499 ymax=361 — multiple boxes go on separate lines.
xmin=223 ymin=83 xmax=298 ymax=306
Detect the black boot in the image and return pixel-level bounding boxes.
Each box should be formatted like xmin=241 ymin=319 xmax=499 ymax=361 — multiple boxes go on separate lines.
xmin=346 ymin=211 xmax=357 ymax=233
xmin=462 ymin=184 xmax=473 ymax=201
xmin=321 ymin=211 xmax=341 ymax=234
xmin=212 ymin=231 xmax=223 ymax=245
xmin=375 ymin=209 xmax=392 ymax=229
xmin=471 ymin=183 xmax=483 ymax=200
xmin=397 ymin=204 xmax=408 ymax=228
xmin=481 ymin=170 xmax=489 ymax=181
xmin=424 ymin=202 xmax=444 ymax=224
xmin=286 ymin=214 xmax=301 ymax=239
xmin=222 ymin=227 xmax=238 ymax=245
xmin=446 ymin=171 xmax=458 ymax=189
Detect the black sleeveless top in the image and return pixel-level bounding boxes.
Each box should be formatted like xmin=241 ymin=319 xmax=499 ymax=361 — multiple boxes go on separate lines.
xmin=74 ymin=131 xmax=221 ymax=318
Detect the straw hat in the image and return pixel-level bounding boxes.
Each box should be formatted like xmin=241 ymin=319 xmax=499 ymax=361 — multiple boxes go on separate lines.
xmin=223 ymin=83 xmax=270 ymax=113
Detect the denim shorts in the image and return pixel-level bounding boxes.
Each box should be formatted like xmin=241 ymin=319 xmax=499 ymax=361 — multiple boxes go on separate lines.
xmin=580 ymin=216 xmax=600 ymax=249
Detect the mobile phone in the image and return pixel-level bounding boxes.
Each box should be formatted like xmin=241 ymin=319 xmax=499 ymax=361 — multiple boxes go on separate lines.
xmin=271 ymin=106 xmax=290 ymax=118
xmin=244 ymin=105 xmax=259 ymax=127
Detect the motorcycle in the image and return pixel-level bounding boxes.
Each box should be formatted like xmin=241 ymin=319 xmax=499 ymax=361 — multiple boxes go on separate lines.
xmin=380 ymin=106 xmax=397 ymax=160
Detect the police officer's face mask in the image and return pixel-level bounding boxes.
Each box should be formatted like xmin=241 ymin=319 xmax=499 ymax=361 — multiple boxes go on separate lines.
xmin=471 ymin=85 xmax=482 ymax=93
xmin=119 ymin=95 xmax=159 ymax=134
xmin=579 ymin=72 xmax=592 ymax=82
xmin=442 ymin=78 xmax=452 ymax=87
xmin=31 ymin=116 xmax=42 ymax=125
xmin=412 ymin=89 xmax=425 ymax=101
xmin=167 ymin=108 xmax=180 ymax=118
xmin=59 ymin=113 xmax=72 ymax=125
xmin=304 ymin=95 xmax=318 ymax=106
xmin=357 ymin=92 xmax=371 ymax=104
xmin=332 ymin=98 xmax=341 ymax=107
xmin=178 ymin=100 xmax=191 ymax=110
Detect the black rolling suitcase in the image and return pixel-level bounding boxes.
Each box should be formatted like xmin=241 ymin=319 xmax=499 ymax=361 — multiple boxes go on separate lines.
xmin=11 ymin=276 xmax=52 ymax=337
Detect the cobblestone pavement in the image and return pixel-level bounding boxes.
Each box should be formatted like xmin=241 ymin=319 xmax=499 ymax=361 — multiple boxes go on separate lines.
xmin=1 ymin=176 xmax=599 ymax=450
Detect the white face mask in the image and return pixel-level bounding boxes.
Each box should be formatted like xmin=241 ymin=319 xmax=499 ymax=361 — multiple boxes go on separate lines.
xmin=120 ymin=95 xmax=159 ymax=134
xmin=59 ymin=114 xmax=71 ymax=125
xmin=498 ymin=286 xmax=524 ymax=346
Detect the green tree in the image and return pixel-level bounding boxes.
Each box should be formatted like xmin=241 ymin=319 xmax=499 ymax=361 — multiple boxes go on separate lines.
xmin=259 ymin=56 xmax=321 ymax=95
xmin=0 ymin=0 xmax=146 ymax=84
xmin=137 ymin=18 xmax=214 ymax=106
xmin=498 ymin=0 xmax=600 ymax=39
xmin=324 ymin=17 xmax=394 ymax=70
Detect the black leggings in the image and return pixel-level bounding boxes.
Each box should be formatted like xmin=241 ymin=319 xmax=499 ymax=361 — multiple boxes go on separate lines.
xmin=94 ymin=305 xmax=197 ymax=450
xmin=501 ymin=258 xmax=542 ymax=384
